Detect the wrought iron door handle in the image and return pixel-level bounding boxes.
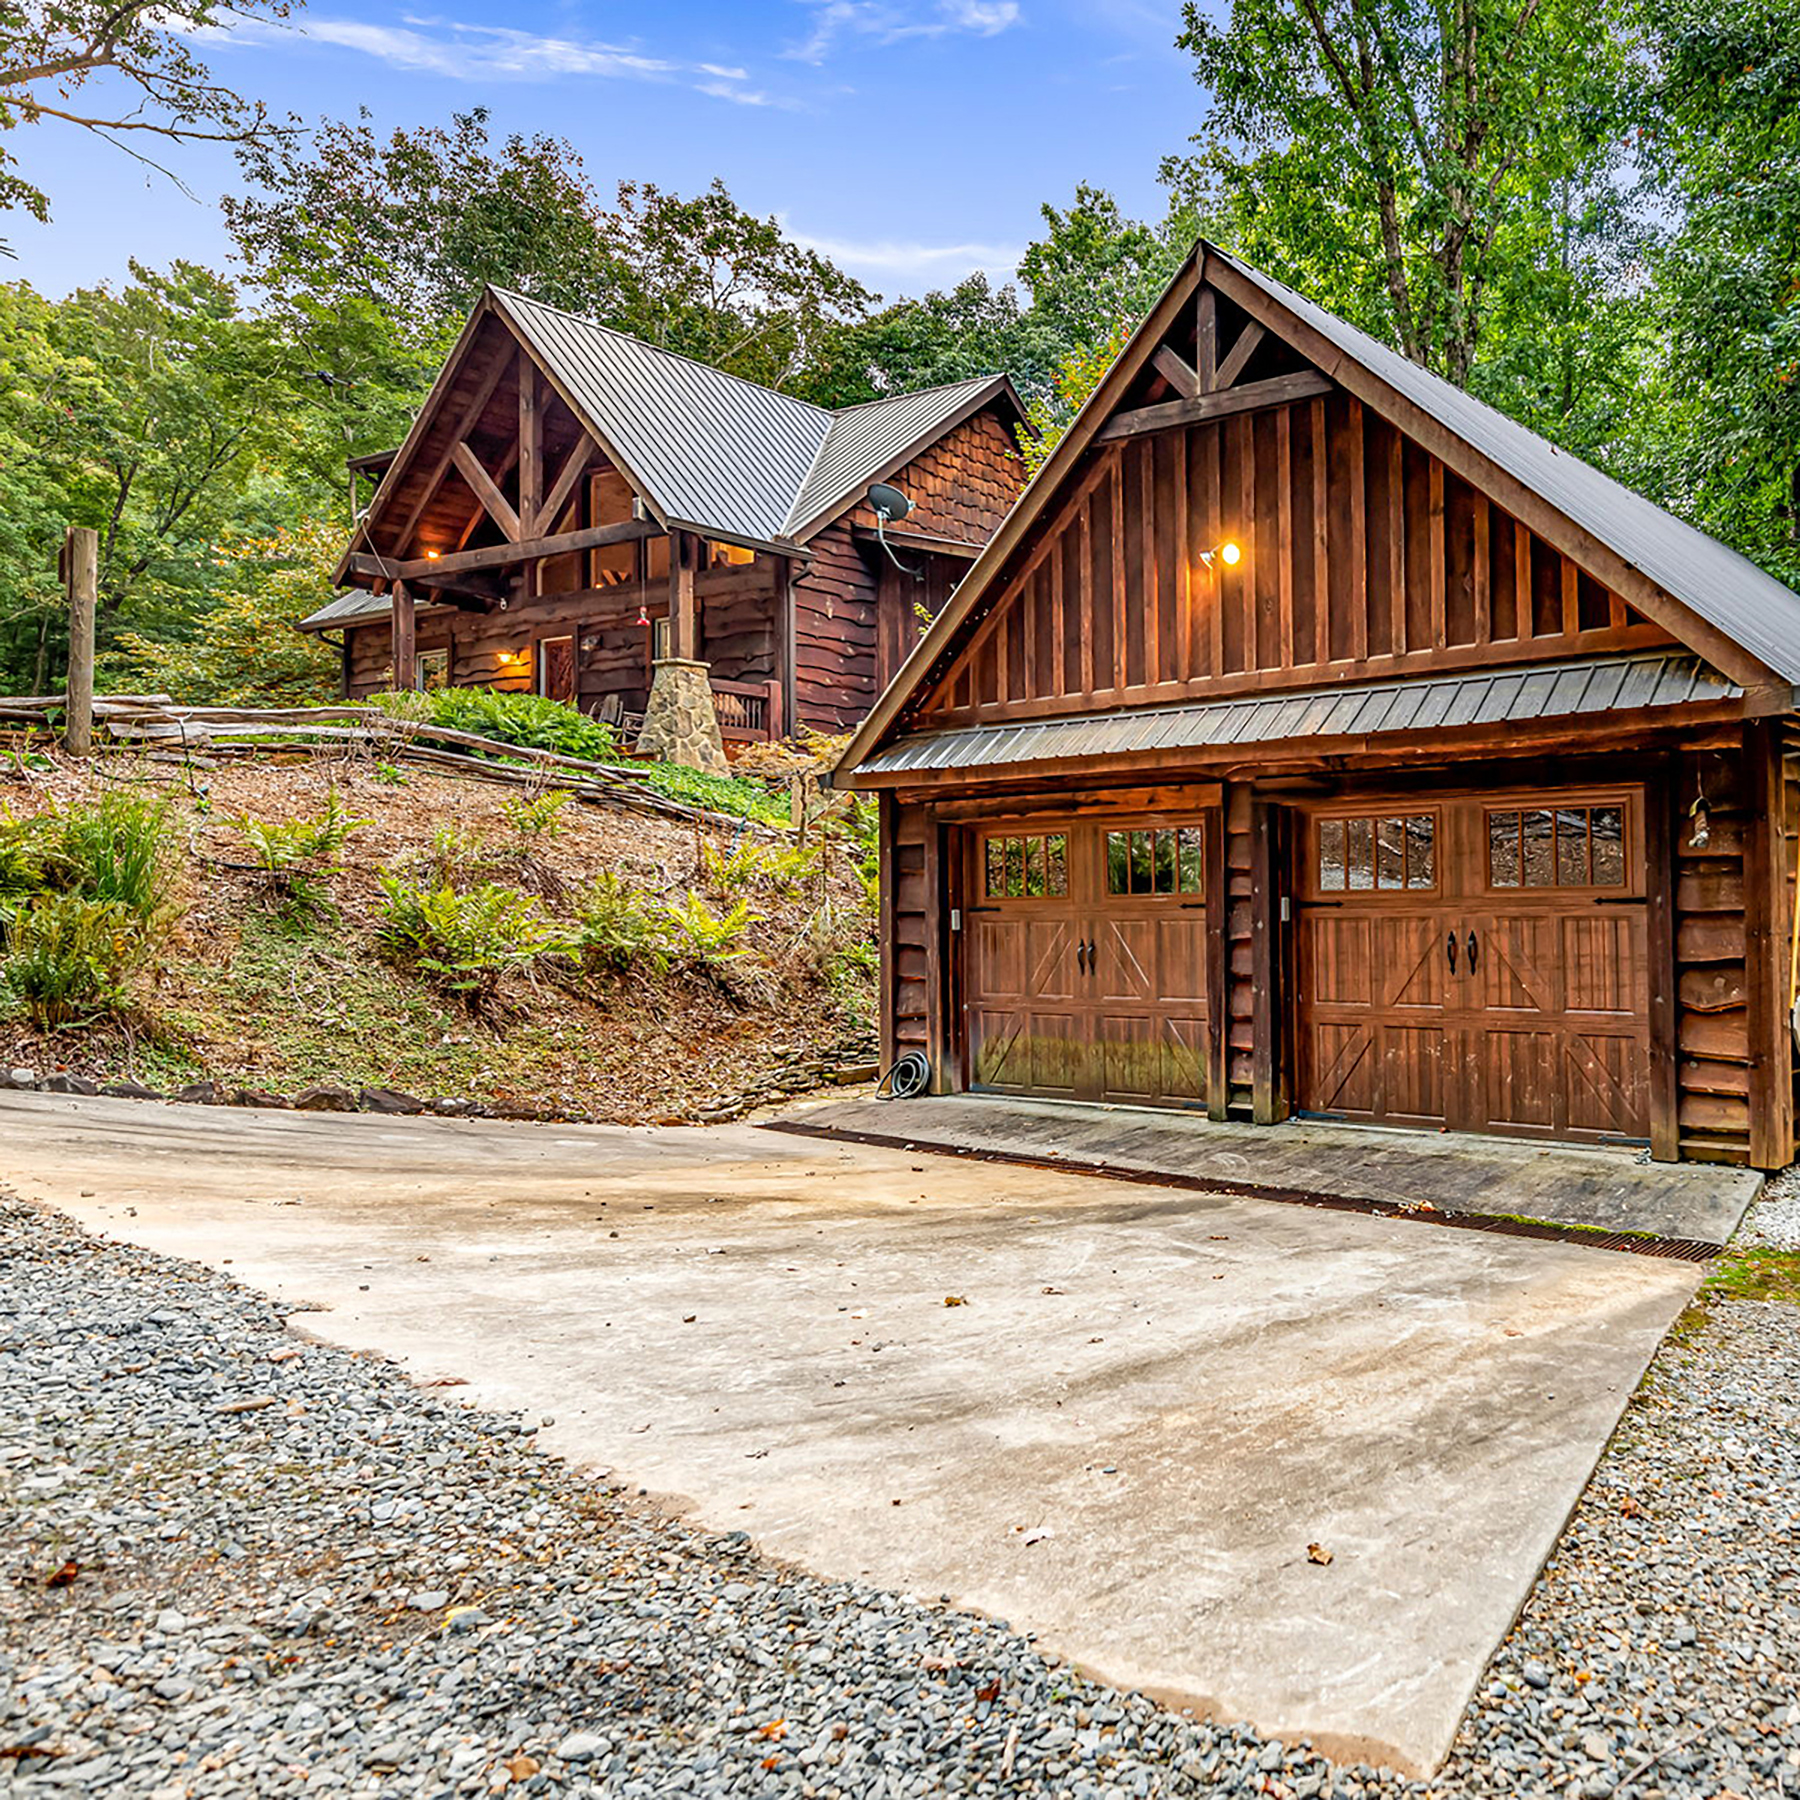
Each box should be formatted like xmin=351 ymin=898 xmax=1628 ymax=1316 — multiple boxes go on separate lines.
xmin=1466 ymin=930 xmax=1479 ymax=973
xmin=1446 ymin=931 xmax=1458 ymax=974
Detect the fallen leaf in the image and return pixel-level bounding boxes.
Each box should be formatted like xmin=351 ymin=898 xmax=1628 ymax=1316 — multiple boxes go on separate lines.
xmin=975 ymin=1678 xmax=1002 ymax=1702
xmin=944 ymin=1295 xmax=967 ymax=1307
xmin=45 ymin=1561 xmax=79 ymax=1589
xmin=504 ymin=1755 xmax=539 ymax=1780
xmin=755 ymin=1720 xmax=788 ymax=1741
xmin=1306 ymin=1543 xmax=1333 ymax=1566
xmin=760 ymin=1754 xmax=781 ymax=1771
xmin=1040 ymin=1286 xmax=1065 ymax=1295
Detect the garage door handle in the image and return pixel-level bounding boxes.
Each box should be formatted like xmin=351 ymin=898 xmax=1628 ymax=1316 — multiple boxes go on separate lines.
xmin=1446 ymin=931 xmax=1458 ymax=974
xmin=1467 ymin=930 xmax=1479 ymax=973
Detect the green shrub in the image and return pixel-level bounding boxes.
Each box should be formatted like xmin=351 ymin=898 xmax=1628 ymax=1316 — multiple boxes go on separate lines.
xmin=2 ymin=893 xmax=147 ymax=1026
xmin=54 ymin=791 xmax=176 ymax=922
xmin=660 ymin=891 xmax=759 ymax=967
xmin=375 ymin=876 xmax=569 ymax=1002
xmin=499 ymin=788 xmax=573 ymax=838
xmin=572 ymin=871 xmax=670 ymax=974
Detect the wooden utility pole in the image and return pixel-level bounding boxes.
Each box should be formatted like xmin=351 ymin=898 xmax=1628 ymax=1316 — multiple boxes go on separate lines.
xmin=60 ymin=525 xmax=98 ymax=756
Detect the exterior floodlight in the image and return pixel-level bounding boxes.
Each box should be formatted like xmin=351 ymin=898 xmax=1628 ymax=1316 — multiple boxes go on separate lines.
xmin=1199 ymin=540 xmax=1243 ymax=571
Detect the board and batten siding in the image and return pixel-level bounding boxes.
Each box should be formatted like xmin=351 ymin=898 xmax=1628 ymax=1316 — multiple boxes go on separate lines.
xmin=917 ymin=395 xmax=1673 ymax=728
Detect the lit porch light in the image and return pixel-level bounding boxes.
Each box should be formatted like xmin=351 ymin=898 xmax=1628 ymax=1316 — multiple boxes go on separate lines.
xmin=1198 ymin=540 xmax=1242 ymax=571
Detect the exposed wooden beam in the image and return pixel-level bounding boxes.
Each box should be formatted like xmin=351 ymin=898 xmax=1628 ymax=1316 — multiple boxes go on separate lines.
xmin=1195 ymin=285 xmax=1219 ymax=394
xmin=1151 ymin=344 xmax=1200 ymax=399
xmin=852 ymin=524 xmax=984 ymax=560
xmin=409 ymin=569 xmax=506 ymax=607
xmin=454 ymin=442 xmax=519 ymax=554
xmin=386 ymin=349 xmax=511 ymax=560
xmin=451 ymin=442 xmax=522 ymax=542
xmin=518 ymin=355 xmax=543 ymax=536
xmin=538 ymin=432 xmax=595 ymax=534
xmin=348 ymin=516 xmax=658 ymax=584
xmin=1214 ymin=322 xmax=1266 ymax=390
xmin=1097 ymin=370 xmax=1333 ymax=444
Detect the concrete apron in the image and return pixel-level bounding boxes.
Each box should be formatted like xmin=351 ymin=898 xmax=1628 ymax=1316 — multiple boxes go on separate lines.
xmin=777 ymin=1093 xmax=1764 ymax=1248
xmin=0 ymin=1092 xmax=1701 ymax=1776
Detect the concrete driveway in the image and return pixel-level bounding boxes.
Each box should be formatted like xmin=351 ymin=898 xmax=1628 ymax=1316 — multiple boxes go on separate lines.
xmin=0 ymin=1091 xmax=1699 ymax=1775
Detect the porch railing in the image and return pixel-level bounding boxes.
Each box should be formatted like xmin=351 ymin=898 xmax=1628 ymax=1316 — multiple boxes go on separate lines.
xmin=709 ymin=677 xmax=784 ymax=745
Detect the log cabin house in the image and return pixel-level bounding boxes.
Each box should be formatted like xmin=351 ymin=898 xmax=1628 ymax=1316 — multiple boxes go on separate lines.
xmin=835 ymin=243 xmax=1800 ymax=1169
xmin=299 ymin=287 xmax=1028 ymax=766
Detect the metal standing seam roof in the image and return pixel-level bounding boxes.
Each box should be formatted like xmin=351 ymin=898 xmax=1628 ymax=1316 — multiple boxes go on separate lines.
xmin=494 ymin=289 xmax=831 ymax=547
xmin=780 ymin=377 xmax=1006 ymax=540
xmin=855 ymin=653 xmax=1743 ymax=775
xmin=1212 ymin=248 xmax=1800 ymax=686
xmin=302 ymin=294 xmax=1015 ymax=631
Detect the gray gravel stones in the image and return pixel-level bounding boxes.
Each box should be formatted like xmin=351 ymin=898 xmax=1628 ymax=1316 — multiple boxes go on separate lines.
xmin=2 ymin=1190 xmax=1797 ymax=1800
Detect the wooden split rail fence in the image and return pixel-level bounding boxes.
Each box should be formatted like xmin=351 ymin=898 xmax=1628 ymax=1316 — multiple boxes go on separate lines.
xmin=0 ymin=696 xmax=778 ymax=833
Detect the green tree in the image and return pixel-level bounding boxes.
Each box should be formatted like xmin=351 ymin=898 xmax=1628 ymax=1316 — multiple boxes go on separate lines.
xmin=1175 ymin=0 xmax=1645 ymax=387
xmin=108 ymin=518 xmax=341 ymax=704
xmin=228 ymin=112 xmax=874 ymax=398
xmin=1639 ymin=0 xmax=1800 ymax=583
xmin=0 ymin=1 xmax=297 ymax=224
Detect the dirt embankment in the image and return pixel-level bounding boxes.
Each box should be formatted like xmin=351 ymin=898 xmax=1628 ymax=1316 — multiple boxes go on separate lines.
xmin=0 ymin=751 xmax=876 ymax=1122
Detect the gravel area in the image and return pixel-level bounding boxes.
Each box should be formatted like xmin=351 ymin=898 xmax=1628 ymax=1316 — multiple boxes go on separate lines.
xmin=1739 ymin=1161 xmax=1800 ymax=1250
xmin=3 ymin=1189 xmax=1798 ymax=1800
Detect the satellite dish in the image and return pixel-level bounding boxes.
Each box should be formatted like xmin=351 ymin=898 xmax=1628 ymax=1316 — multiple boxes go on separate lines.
xmin=868 ymin=482 xmax=912 ymax=524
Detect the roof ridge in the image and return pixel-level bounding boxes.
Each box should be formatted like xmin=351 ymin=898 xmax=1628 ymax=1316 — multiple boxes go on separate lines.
xmin=490 ymin=285 xmax=833 ymax=423
xmin=827 ymin=373 xmax=1001 ymax=417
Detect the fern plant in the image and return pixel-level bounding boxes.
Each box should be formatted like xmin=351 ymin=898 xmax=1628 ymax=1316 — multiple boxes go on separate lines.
xmin=54 ymin=791 xmax=175 ymax=923
xmin=660 ymin=891 xmax=759 ymax=967
xmin=376 ymin=876 xmax=570 ymax=1004
xmin=234 ymin=791 xmax=367 ymax=917
xmin=572 ymin=871 xmax=670 ymax=974
xmin=2 ymin=893 xmax=147 ymax=1027
xmin=700 ymin=835 xmax=767 ymax=894
xmin=499 ymin=788 xmax=573 ymax=838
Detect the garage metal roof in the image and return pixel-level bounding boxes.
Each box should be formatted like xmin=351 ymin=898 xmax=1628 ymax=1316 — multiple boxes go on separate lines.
xmin=856 ymin=652 xmax=1743 ymax=776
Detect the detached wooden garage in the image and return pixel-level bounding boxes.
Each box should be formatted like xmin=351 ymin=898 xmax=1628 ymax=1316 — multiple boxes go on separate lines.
xmin=834 ymin=244 xmax=1800 ymax=1168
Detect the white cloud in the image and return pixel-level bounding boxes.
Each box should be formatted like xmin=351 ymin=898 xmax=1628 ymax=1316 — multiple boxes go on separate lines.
xmin=192 ymin=13 xmax=780 ymax=103
xmin=790 ymin=229 xmax=1025 ymax=286
xmin=787 ymin=0 xmax=1022 ymax=64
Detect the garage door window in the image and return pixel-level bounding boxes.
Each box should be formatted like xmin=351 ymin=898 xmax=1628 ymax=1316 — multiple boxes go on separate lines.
xmin=1488 ymin=805 xmax=1625 ymax=889
xmin=1316 ymin=813 xmax=1435 ymax=892
xmin=1105 ymin=827 xmax=1204 ymax=896
xmin=983 ymin=832 xmax=1068 ymax=899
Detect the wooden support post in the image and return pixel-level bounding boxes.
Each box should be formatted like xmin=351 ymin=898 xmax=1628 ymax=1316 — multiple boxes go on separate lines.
xmin=921 ymin=807 xmax=951 ymax=1093
xmin=1644 ymin=762 xmax=1681 ymax=1163
xmin=1195 ymin=284 xmax=1219 ymax=394
xmin=518 ymin=356 xmax=542 ymax=537
xmin=668 ymin=529 xmax=697 ymax=661
xmin=1744 ymin=720 xmax=1795 ymax=1169
xmin=1205 ymin=799 xmax=1231 ymax=1121
xmin=391 ymin=580 xmax=417 ymax=692
xmin=1249 ymin=798 xmax=1287 ymax=1125
xmin=878 ymin=790 xmax=896 ymax=1075
xmin=60 ymin=525 xmax=98 ymax=757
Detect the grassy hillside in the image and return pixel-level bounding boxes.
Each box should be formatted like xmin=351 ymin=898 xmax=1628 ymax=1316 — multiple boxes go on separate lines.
xmin=0 ymin=749 xmax=876 ymax=1121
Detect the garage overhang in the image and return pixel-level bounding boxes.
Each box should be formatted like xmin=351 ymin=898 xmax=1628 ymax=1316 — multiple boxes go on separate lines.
xmin=850 ymin=651 xmax=1753 ymax=782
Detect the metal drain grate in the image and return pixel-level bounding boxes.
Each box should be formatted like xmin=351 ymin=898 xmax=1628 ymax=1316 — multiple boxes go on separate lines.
xmin=762 ymin=1120 xmax=1724 ymax=1262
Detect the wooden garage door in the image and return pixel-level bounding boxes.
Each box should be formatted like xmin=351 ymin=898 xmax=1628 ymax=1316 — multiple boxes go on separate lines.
xmin=1295 ymin=791 xmax=1651 ymax=1143
xmin=964 ymin=820 xmax=1210 ymax=1108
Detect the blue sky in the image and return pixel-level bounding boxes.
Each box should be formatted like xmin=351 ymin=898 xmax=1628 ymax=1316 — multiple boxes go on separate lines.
xmin=12 ymin=0 xmax=1208 ymax=304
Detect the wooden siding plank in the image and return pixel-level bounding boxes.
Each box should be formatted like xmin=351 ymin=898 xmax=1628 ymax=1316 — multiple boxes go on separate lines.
xmin=1646 ymin=764 xmax=1681 ymax=1161
xmin=1744 ymin=721 xmax=1796 ymax=1167
xmin=1428 ymin=458 xmax=1446 ymax=649
xmin=1311 ymin=397 xmax=1329 ymax=668
xmin=1472 ymin=493 xmax=1491 ymax=642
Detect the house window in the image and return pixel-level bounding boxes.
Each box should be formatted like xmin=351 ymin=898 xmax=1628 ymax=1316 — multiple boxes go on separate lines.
xmin=1488 ymin=806 xmax=1625 ymax=888
xmin=415 ymin=648 xmax=449 ymax=691
xmin=983 ymin=833 xmax=1068 ymax=899
xmin=711 ymin=542 xmax=756 ymax=567
xmin=1105 ymin=828 xmax=1204 ymax=896
xmin=652 ymin=616 xmax=672 ymax=661
xmin=1316 ymin=813 xmax=1436 ymax=891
